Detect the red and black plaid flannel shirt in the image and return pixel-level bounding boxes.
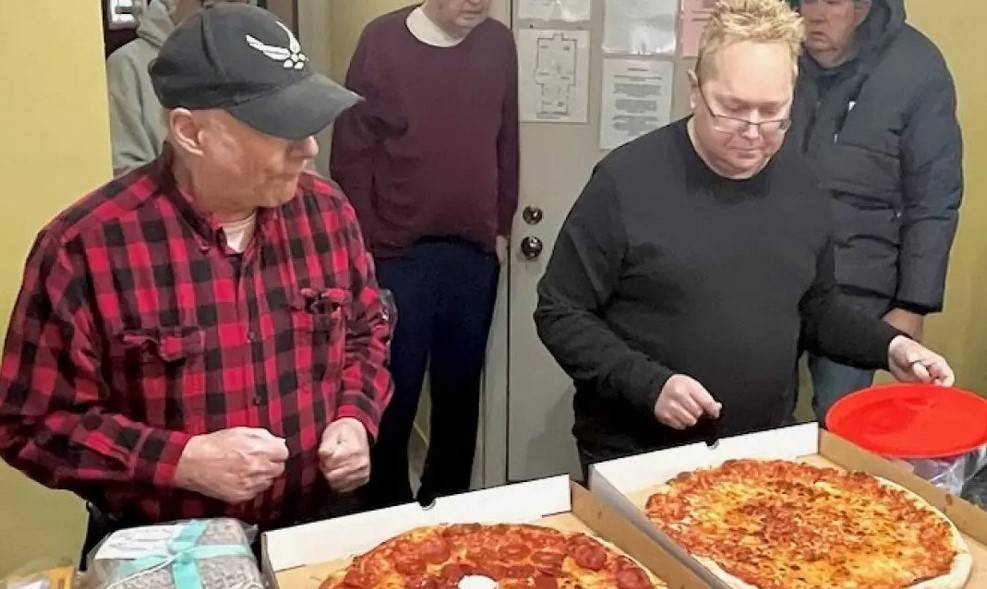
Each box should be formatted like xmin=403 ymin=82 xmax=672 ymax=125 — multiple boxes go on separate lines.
xmin=0 ymin=150 xmax=393 ymax=527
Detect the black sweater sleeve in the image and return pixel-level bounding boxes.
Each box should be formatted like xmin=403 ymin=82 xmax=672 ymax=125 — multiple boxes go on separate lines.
xmin=800 ymin=237 xmax=901 ymax=368
xmin=534 ymin=166 xmax=675 ymax=418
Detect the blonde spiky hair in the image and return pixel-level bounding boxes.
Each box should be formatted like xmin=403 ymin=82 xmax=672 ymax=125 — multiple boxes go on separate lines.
xmin=696 ymin=0 xmax=805 ymax=79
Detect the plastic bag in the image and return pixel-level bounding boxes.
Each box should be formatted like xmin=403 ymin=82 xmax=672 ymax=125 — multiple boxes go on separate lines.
xmin=1 ymin=560 xmax=76 ymax=589
xmin=901 ymin=444 xmax=987 ymax=496
xmin=961 ymin=453 xmax=987 ymax=509
xmin=79 ymin=518 xmax=263 ymax=589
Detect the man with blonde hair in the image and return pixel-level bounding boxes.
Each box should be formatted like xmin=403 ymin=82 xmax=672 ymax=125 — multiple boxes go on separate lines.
xmin=535 ymin=0 xmax=954 ymax=469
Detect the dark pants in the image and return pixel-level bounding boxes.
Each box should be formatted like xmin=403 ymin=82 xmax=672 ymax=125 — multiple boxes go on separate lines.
xmin=367 ymin=239 xmax=499 ymax=508
xmin=808 ymin=290 xmax=893 ymax=422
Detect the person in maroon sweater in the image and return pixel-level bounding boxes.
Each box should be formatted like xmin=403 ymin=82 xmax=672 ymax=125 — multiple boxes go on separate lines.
xmin=331 ymin=0 xmax=519 ymax=507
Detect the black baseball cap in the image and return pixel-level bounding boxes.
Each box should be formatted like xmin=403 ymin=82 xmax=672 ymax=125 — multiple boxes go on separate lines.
xmin=149 ymin=3 xmax=361 ymax=140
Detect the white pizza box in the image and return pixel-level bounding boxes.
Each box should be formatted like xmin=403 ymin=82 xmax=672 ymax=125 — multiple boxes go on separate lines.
xmin=588 ymin=422 xmax=987 ymax=589
xmin=263 ymin=476 xmax=715 ymax=589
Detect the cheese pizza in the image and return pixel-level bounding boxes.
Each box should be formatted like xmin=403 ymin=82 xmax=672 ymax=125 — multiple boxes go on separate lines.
xmin=645 ymin=459 xmax=972 ymax=589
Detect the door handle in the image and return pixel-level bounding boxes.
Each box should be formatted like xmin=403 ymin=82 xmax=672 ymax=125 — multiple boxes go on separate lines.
xmin=522 ymin=205 xmax=544 ymax=225
xmin=520 ymin=236 xmax=543 ymax=260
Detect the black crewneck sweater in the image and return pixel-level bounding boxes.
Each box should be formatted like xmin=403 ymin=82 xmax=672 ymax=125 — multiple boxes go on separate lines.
xmin=535 ymin=118 xmax=899 ymax=459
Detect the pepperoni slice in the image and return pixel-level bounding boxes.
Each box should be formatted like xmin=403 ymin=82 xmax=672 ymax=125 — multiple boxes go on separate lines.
xmin=570 ymin=542 xmax=607 ymax=571
xmin=394 ymin=554 xmax=427 ymax=576
xmin=409 ymin=577 xmax=439 ymax=589
xmin=499 ymin=543 xmax=532 ymax=561
xmin=532 ymin=554 xmax=564 ymax=575
xmin=420 ymin=537 xmax=452 ymax=564
xmin=440 ymin=564 xmax=466 ymax=583
xmin=476 ymin=563 xmax=507 ymax=580
xmin=534 ymin=574 xmax=559 ymax=589
xmin=531 ymin=551 xmax=565 ymax=567
xmin=466 ymin=547 xmax=496 ymax=563
xmin=520 ymin=528 xmax=565 ymax=548
xmin=506 ymin=565 xmax=536 ymax=579
xmin=616 ymin=568 xmax=651 ymax=589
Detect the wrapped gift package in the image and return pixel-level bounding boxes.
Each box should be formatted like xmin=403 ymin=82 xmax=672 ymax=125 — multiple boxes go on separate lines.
xmin=80 ymin=518 xmax=263 ymax=589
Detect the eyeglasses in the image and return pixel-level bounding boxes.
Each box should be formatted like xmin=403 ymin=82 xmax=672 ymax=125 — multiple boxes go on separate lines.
xmin=697 ymin=83 xmax=792 ymax=136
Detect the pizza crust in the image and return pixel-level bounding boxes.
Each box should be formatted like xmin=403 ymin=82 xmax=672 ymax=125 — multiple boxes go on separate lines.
xmin=647 ymin=466 xmax=973 ymax=589
xmin=873 ymin=477 xmax=972 ymax=589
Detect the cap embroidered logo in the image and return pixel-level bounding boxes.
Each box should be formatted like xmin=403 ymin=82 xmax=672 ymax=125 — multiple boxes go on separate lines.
xmin=245 ymin=21 xmax=308 ymax=70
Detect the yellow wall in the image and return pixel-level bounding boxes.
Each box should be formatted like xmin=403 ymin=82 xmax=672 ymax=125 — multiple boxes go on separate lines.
xmin=907 ymin=1 xmax=987 ymax=394
xmin=0 ymin=1 xmax=110 ymax=576
xmin=329 ymin=0 xmax=409 ymax=79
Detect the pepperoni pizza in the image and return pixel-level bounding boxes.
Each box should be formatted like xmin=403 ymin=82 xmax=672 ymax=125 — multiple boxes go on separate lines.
xmin=319 ymin=523 xmax=666 ymax=589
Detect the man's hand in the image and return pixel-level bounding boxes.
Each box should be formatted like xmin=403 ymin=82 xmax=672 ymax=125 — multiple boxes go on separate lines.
xmin=883 ymin=308 xmax=925 ymax=341
xmin=174 ymin=427 xmax=288 ymax=504
xmin=654 ymin=375 xmax=722 ymax=430
xmin=496 ymin=235 xmax=510 ymax=265
xmin=887 ymin=335 xmax=954 ymax=386
xmin=319 ymin=418 xmax=371 ymax=493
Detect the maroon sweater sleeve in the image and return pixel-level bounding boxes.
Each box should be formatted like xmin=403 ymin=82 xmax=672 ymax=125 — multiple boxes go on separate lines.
xmin=497 ymin=35 xmax=520 ymax=237
xmin=330 ymin=32 xmax=380 ymax=243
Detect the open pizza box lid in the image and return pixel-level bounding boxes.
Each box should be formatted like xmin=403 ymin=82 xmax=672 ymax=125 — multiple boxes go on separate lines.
xmin=262 ymin=475 xmax=713 ymax=589
xmin=588 ymin=422 xmax=987 ymax=588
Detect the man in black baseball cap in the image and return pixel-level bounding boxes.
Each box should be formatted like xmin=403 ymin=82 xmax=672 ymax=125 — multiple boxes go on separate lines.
xmin=150 ymin=2 xmax=359 ymax=140
xmin=0 ymin=2 xmax=393 ymax=567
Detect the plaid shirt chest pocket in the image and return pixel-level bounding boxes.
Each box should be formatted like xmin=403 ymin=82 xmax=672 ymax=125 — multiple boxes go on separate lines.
xmin=274 ymin=287 xmax=351 ymax=396
xmin=112 ymin=326 xmax=208 ymax=431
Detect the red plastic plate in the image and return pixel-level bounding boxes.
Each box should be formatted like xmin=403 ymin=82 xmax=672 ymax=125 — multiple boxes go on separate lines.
xmin=826 ymin=384 xmax=987 ymax=459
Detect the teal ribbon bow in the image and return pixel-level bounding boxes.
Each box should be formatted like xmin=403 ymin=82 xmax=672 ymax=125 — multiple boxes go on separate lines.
xmin=115 ymin=521 xmax=251 ymax=589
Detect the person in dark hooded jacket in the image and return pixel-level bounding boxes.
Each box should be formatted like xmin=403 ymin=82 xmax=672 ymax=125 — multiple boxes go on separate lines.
xmin=789 ymin=0 xmax=963 ymax=420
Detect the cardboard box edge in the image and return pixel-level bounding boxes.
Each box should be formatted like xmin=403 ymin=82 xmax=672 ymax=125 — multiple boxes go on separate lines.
xmin=264 ymin=475 xmax=574 ymax=583
xmin=589 ymin=424 xmax=987 ymax=588
xmin=569 ymin=481 xmax=722 ymax=589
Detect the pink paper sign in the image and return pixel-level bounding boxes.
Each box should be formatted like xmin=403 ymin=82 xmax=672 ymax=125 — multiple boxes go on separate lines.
xmin=680 ymin=0 xmax=717 ymax=57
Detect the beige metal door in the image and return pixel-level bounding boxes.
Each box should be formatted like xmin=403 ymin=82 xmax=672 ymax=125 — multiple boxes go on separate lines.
xmin=495 ymin=1 xmax=695 ymax=483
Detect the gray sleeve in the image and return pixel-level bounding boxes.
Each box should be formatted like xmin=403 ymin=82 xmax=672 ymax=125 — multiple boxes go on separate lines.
xmin=534 ymin=166 xmax=674 ymax=418
xmin=106 ymin=54 xmax=159 ymax=177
